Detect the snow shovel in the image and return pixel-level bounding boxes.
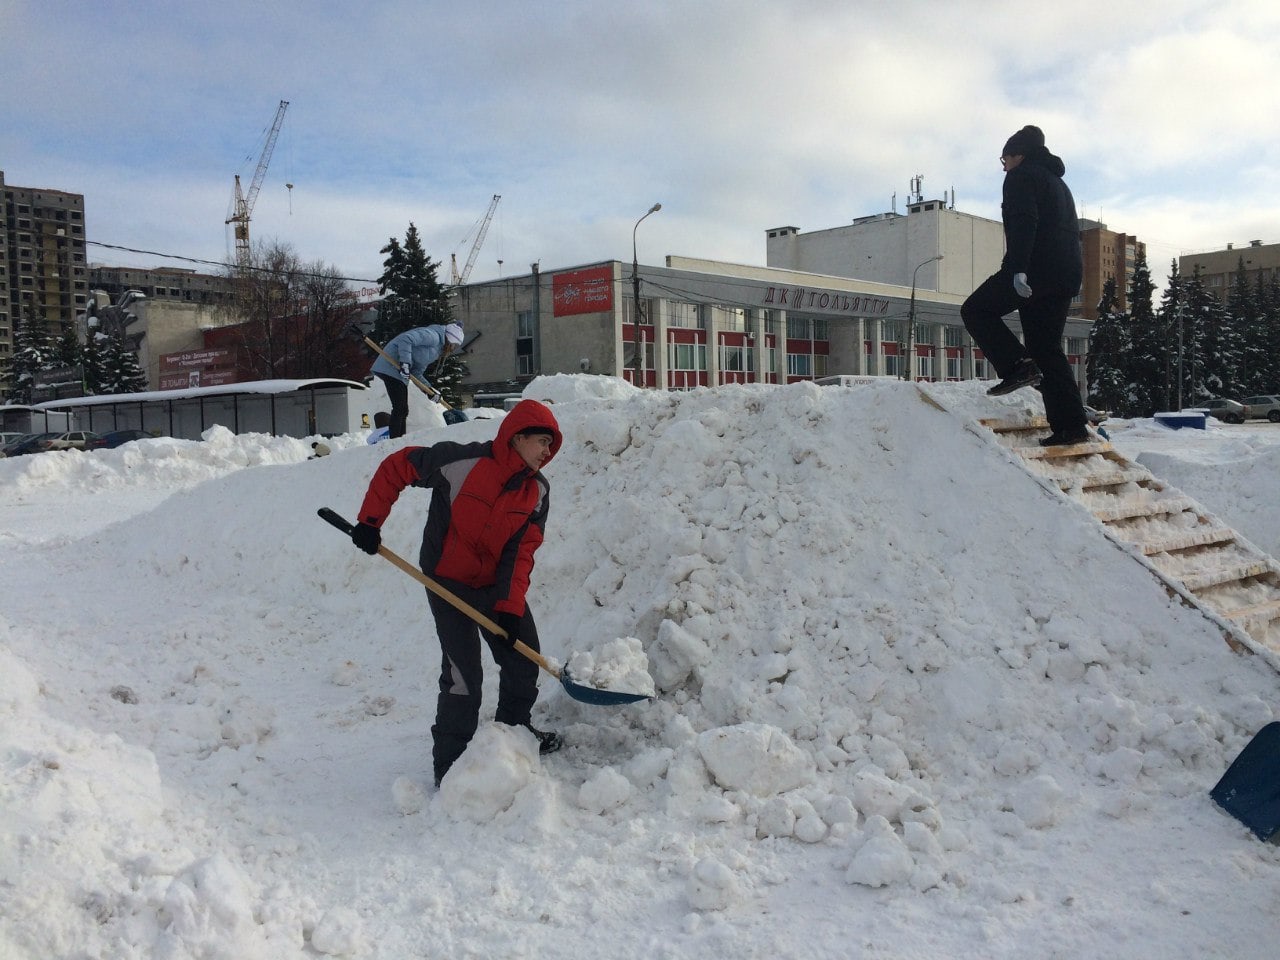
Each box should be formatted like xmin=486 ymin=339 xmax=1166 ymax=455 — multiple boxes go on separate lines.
xmin=317 ymin=507 xmax=651 ymax=706
xmin=1211 ymin=721 xmax=1280 ymax=843
xmin=364 ymin=336 xmax=468 ymax=425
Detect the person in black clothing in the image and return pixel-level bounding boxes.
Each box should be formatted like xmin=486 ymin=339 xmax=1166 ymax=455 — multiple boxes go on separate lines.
xmin=962 ymin=125 xmax=1090 ymax=447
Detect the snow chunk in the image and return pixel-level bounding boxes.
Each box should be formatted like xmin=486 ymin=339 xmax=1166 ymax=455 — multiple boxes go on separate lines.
xmin=1012 ymin=773 xmax=1065 ymax=829
xmin=565 ymin=636 xmax=656 ymax=697
xmin=696 ymin=722 xmax=813 ymax=796
xmin=578 ymin=766 xmax=632 ymax=814
xmin=688 ymin=856 xmax=741 ymax=911
xmin=391 ymin=776 xmax=427 ymax=815
xmin=310 ymin=906 xmax=364 ymax=956
xmin=852 ymin=765 xmax=923 ymax=821
xmin=437 ymin=723 xmax=539 ymax=821
xmin=845 ymin=816 xmax=914 ymax=888
xmin=0 ymin=647 xmax=40 ymax=708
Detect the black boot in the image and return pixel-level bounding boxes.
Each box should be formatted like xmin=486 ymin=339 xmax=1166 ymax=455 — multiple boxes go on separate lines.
xmin=523 ymin=723 xmax=563 ymax=755
xmin=1039 ymin=428 xmax=1091 ymax=447
xmin=987 ymin=357 xmax=1043 ymax=396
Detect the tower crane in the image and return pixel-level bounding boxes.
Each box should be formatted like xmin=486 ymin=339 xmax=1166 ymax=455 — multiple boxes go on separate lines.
xmin=226 ymin=99 xmax=289 ymax=269
xmin=450 ymin=194 xmax=501 ymax=286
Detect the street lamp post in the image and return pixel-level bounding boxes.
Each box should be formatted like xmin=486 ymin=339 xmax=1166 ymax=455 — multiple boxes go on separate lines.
xmin=632 ymin=203 xmax=662 ymax=388
xmin=903 ymin=255 xmax=944 ymax=381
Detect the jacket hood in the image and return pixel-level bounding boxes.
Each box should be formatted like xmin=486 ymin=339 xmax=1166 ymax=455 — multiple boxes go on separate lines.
xmin=493 ymin=399 xmax=562 ymax=472
xmin=1023 ymin=145 xmax=1066 ymax=177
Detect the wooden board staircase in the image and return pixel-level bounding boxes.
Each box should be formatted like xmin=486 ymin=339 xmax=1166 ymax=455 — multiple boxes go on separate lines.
xmin=978 ymin=415 xmax=1280 ymax=665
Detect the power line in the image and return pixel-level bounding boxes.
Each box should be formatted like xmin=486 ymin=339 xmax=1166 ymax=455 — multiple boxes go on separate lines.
xmin=86 ymin=240 xmax=381 ymax=285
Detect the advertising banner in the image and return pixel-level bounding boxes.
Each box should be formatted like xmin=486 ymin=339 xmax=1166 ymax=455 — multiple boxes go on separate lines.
xmin=553 ymin=265 xmax=613 ymax=317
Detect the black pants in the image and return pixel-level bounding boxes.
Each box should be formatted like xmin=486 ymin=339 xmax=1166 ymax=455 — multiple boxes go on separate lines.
xmin=961 ymin=271 xmax=1087 ymax=435
xmin=375 ymin=372 xmax=409 ymax=439
xmin=426 ymin=579 xmax=541 ymax=782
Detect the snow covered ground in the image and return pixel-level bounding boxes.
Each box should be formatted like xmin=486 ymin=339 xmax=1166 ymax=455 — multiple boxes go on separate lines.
xmin=2 ymin=377 xmax=1279 ymax=959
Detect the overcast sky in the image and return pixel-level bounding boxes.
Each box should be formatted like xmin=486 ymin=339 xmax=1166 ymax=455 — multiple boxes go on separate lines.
xmin=4 ymin=0 xmax=1278 ymax=292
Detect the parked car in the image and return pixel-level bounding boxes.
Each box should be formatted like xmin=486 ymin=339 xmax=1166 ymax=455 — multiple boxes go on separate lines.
xmin=0 ymin=431 xmax=25 ymax=448
xmin=1242 ymin=395 xmax=1280 ymax=422
xmin=38 ymin=430 xmax=101 ymax=452
xmin=0 ymin=432 xmax=60 ymax=457
xmin=85 ymin=428 xmax=154 ymax=450
xmin=1198 ymin=398 xmax=1250 ymax=424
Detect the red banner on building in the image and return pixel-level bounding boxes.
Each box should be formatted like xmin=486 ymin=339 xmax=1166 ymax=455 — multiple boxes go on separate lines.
xmin=553 ymin=265 xmax=613 ymax=316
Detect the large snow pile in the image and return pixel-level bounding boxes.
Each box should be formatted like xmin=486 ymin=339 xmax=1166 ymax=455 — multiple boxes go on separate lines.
xmin=2 ymin=376 xmax=1278 ymax=959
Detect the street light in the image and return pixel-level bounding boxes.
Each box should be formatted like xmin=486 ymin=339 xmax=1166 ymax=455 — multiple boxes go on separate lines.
xmin=903 ymin=255 xmax=944 ymax=381
xmin=632 ymin=203 xmax=662 ymax=388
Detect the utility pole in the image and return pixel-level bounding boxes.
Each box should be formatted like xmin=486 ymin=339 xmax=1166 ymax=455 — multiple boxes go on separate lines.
xmin=904 ymin=255 xmax=944 ymax=381
xmin=631 ymin=203 xmax=661 ymax=388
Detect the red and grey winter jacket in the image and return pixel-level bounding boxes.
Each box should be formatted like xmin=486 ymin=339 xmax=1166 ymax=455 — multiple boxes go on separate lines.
xmin=356 ymin=399 xmax=562 ymax=616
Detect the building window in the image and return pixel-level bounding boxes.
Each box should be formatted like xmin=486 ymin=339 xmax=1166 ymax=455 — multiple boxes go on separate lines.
xmin=668 ymin=341 xmax=706 ymax=371
xmin=787 ymin=353 xmax=812 ymax=376
xmin=516 ymin=309 xmax=534 ymax=374
xmin=668 ymin=301 xmax=701 ymax=329
xmin=944 ymin=325 xmax=964 ymax=347
xmin=720 ymin=342 xmax=754 ymax=373
xmin=720 ymin=306 xmax=746 ymax=332
xmin=946 ymin=355 xmax=961 ymax=380
xmin=786 ymin=316 xmax=810 ymax=339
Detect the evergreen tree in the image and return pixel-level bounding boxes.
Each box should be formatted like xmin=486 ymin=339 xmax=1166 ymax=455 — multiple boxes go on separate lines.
xmin=0 ymin=308 xmax=56 ymax=403
xmin=1217 ymin=259 xmax=1252 ymax=397
xmin=1087 ymin=277 xmax=1133 ymax=414
xmin=372 ymin=223 xmax=453 ymax=344
xmin=100 ymin=334 xmax=148 ymax=394
xmin=1242 ymin=271 xmax=1274 ymax=395
xmin=1263 ymin=273 xmax=1280 ymax=392
xmin=1123 ymin=251 xmax=1165 ymax=415
xmin=1181 ymin=268 xmax=1216 ymax=404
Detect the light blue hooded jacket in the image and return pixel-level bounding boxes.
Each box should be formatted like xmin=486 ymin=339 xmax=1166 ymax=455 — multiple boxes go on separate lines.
xmin=370 ymin=325 xmax=449 ymax=382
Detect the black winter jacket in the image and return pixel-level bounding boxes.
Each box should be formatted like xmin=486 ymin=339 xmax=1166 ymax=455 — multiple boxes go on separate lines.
xmin=1000 ymin=148 xmax=1083 ymax=297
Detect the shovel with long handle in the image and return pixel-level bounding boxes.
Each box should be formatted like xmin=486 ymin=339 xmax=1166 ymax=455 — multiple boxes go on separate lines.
xmin=366 ymin=335 xmax=460 ymax=412
xmin=317 ymin=508 xmax=651 ymax=706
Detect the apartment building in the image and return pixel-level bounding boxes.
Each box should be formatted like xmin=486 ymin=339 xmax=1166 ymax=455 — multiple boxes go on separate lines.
xmin=1 ymin=170 xmax=89 ymax=358
xmin=1078 ymin=220 xmax=1145 ymax=320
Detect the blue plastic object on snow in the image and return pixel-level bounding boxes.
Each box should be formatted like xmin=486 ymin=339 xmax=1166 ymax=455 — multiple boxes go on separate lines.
xmin=1211 ymin=721 xmax=1280 ymax=842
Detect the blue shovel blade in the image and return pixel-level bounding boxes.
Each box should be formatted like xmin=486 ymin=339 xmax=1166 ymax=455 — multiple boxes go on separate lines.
xmin=559 ymin=667 xmax=652 ymax=706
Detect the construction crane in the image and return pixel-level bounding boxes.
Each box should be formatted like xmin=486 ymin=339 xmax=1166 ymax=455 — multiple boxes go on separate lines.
xmin=450 ymin=194 xmax=501 ymax=286
xmin=226 ymin=99 xmax=289 ymax=269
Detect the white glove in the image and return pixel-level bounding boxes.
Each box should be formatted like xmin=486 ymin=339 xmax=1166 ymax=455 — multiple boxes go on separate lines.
xmin=398 ymin=362 xmax=412 ymax=382
xmin=1013 ymin=273 xmax=1033 ymax=298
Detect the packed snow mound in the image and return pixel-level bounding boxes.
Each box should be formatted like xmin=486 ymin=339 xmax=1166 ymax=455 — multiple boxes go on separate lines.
xmin=4 ymin=375 xmax=1279 ymax=958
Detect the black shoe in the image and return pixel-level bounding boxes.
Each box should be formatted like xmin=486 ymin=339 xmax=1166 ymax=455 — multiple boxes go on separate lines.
xmin=1039 ymin=429 xmax=1091 ymax=447
xmin=987 ymin=358 xmax=1043 ymax=396
xmin=524 ymin=723 xmax=563 ymax=755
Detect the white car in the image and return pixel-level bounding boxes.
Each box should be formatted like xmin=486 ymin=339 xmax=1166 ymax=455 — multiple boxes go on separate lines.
xmin=40 ymin=431 xmax=102 ymax=451
xmin=1242 ymin=395 xmax=1280 ymax=423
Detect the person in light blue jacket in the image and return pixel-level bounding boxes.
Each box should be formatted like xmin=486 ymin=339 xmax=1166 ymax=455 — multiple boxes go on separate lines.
xmin=370 ymin=323 xmax=464 ymax=438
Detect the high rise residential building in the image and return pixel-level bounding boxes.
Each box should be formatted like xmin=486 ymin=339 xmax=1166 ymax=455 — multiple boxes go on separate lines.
xmin=1 ymin=170 xmax=89 ymax=359
xmin=1077 ymin=220 xmax=1145 ymax=321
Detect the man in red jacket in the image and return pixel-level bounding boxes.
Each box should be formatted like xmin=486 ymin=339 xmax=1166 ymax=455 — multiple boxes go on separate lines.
xmin=349 ymin=399 xmax=563 ymax=786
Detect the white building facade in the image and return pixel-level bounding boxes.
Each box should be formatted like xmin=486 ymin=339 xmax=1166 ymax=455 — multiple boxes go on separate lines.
xmin=450 ymin=254 xmax=1093 ymax=402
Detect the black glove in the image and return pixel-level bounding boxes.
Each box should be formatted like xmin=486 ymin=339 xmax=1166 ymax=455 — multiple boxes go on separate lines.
xmin=398 ymin=362 xmax=412 ymax=382
xmin=351 ymin=521 xmax=382 ymax=555
xmin=491 ymin=611 xmax=521 ymax=646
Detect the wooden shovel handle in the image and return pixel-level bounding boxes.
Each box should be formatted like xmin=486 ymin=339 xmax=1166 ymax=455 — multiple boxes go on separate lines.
xmin=317 ymin=508 xmax=556 ymax=678
xmin=364 ymin=336 xmax=456 ymax=411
